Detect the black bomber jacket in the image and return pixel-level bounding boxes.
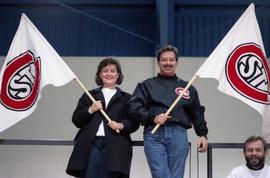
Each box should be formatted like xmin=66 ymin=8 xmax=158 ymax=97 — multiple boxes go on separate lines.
xmin=128 ymin=74 xmax=208 ymax=137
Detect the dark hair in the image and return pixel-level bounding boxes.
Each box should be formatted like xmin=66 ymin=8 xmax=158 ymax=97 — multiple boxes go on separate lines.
xmin=243 ymin=135 xmax=267 ymax=152
xmin=157 ymin=45 xmax=179 ymax=61
xmin=95 ymin=58 xmax=124 ymax=86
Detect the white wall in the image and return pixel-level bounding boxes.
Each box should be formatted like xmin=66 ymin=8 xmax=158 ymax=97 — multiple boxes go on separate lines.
xmin=0 ymin=56 xmax=266 ymax=178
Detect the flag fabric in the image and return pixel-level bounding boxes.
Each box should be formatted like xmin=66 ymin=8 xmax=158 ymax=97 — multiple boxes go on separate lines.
xmin=0 ymin=13 xmax=76 ymax=132
xmin=195 ymin=4 xmax=270 ymax=140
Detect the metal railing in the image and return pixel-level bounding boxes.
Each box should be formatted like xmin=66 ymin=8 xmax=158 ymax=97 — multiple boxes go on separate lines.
xmin=0 ymin=139 xmax=192 ymax=178
xmin=1 ymin=139 xmax=255 ymax=178
xmin=0 ymin=139 xmax=144 ymax=146
xmin=207 ymin=143 xmax=244 ymax=178
xmin=1 ymin=139 xmax=256 ymax=178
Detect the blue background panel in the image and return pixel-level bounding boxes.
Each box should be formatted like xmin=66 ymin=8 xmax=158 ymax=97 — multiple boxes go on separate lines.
xmin=0 ymin=0 xmax=269 ymax=57
xmin=0 ymin=1 xmax=156 ymax=56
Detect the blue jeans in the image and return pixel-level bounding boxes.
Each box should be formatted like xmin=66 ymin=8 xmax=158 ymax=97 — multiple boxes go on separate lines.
xmin=144 ymin=124 xmax=189 ymax=178
xmin=83 ymin=137 xmax=107 ymax=178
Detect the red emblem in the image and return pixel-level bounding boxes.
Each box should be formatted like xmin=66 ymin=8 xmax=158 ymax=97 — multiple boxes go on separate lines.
xmin=226 ymin=43 xmax=270 ymax=104
xmin=175 ymin=87 xmax=190 ymax=99
xmin=0 ymin=51 xmax=41 ymax=111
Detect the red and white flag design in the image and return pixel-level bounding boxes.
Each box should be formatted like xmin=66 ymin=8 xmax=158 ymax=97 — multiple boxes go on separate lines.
xmin=0 ymin=14 xmax=76 ymax=132
xmin=195 ymin=4 xmax=270 ymax=140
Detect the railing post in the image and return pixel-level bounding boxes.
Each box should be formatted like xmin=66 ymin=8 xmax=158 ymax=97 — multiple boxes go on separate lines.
xmin=207 ymin=144 xmax=212 ymax=178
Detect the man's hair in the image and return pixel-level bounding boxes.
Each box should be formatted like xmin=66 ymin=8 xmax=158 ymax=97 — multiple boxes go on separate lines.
xmin=243 ymin=135 xmax=267 ymax=152
xmin=156 ymin=45 xmax=179 ymax=61
xmin=95 ymin=57 xmax=124 ymax=86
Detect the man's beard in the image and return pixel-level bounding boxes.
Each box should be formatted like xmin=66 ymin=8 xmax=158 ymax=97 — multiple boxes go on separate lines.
xmin=245 ymin=155 xmax=265 ymax=170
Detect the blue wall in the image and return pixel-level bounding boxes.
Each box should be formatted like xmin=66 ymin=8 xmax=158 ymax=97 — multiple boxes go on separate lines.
xmin=175 ymin=0 xmax=270 ymax=57
xmin=0 ymin=0 xmax=269 ymax=57
xmin=0 ymin=0 xmax=156 ymax=56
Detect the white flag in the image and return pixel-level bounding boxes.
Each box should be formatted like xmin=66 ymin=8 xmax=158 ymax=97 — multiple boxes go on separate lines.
xmin=195 ymin=4 xmax=270 ymax=140
xmin=0 ymin=13 xmax=76 ymax=132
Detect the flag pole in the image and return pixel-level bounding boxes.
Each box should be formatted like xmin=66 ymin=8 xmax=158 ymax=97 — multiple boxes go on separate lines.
xmin=151 ymin=75 xmax=198 ymax=134
xmin=74 ymin=78 xmax=120 ymax=133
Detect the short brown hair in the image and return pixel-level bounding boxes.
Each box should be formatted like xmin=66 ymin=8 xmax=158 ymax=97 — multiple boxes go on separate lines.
xmin=243 ymin=135 xmax=267 ymax=152
xmin=157 ymin=45 xmax=179 ymax=61
xmin=95 ymin=58 xmax=124 ymax=86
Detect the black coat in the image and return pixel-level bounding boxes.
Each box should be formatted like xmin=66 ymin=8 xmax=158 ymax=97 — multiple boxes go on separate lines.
xmin=66 ymin=87 xmax=139 ymax=177
xmin=128 ymin=74 xmax=208 ymax=137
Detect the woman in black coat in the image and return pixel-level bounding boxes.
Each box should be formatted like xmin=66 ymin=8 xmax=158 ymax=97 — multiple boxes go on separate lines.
xmin=66 ymin=58 xmax=139 ymax=178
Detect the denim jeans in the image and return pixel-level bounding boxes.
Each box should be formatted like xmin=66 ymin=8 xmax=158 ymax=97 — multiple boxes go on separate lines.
xmin=144 ymin=124 xmax=189 ymax=178
xmin=83 ymin=137 xmax=107 ymax=178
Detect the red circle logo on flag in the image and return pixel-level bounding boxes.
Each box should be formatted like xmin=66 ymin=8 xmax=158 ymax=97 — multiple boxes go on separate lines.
xmin=0 ymin=50 xmax=41 ymax=111
xmin=226 ymin=43 xmax=270 ymax=104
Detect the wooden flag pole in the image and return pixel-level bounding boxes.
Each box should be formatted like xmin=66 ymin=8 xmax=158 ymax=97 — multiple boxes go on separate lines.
xmin=74 ymin=78 xmax=120 ymax=133
xmin=151 ymin=75 xmax=198 ymax=134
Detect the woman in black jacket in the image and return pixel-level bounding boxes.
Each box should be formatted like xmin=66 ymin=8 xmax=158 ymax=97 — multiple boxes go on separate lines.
xmin=66 ymin=58 xmax=139 ymax=178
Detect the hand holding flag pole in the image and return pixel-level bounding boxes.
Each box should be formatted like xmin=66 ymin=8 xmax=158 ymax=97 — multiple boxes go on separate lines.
xmin=75 ymin=78 xmax=120 ymax=133
xmin=151 ymin=75 xmax=197 ymax=134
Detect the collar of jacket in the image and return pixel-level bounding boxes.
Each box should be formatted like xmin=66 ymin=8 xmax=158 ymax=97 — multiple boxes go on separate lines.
xmin=157 ymin=73 xmax=178 ymax=80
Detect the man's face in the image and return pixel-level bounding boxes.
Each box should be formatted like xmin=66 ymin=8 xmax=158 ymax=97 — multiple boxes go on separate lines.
xmin=244 ymin=140 xmax=266 ymax=169
xmin=158 ymin=51 xmax=177 ymax=76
